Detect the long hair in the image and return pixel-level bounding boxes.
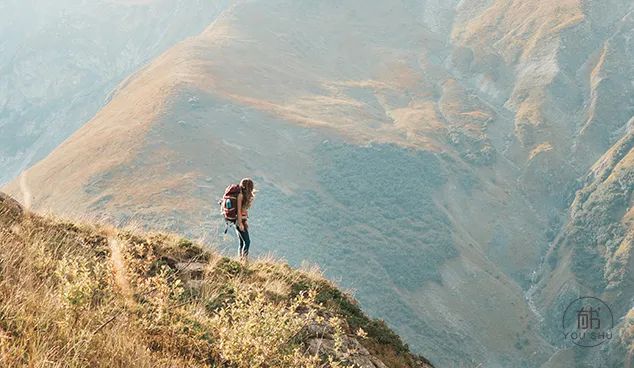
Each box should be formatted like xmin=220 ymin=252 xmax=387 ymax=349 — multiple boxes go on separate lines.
xmin=239 ymin=178 xmax=255 ymax=209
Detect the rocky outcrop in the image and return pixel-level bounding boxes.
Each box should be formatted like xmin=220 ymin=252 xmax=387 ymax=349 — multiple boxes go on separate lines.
xmin=303 ymin=321 xmax=433 ymax=368
xmin=534 ymin=130 xmax=634 ymax=366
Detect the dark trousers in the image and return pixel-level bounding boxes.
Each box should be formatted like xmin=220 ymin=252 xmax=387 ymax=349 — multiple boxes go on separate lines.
xmin=236 ymin=225 xmax=250 ymax=258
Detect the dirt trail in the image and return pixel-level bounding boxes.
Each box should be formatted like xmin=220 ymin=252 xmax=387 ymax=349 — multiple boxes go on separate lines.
xmin=108 ymin=237 xmax=133 ymax=303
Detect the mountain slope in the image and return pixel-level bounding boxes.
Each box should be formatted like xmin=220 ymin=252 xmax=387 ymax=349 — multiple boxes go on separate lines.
xmin=0 ymin=0 xmax=229 ymax=184
xmin=533 ymin=125 xmax=634 ymax=367
xmin=0 ymin=192 xmax=432 ymax=368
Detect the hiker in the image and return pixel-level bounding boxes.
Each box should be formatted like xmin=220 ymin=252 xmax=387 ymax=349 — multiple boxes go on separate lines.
xmin=220 ymin=178 xmax=256 ymax=260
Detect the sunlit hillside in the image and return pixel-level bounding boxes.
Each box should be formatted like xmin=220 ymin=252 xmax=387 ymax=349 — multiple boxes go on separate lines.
xmin=0 ymin=0 xmax=228 ymax=184
xmin=0 ymin=192 xmax=432 ymax=368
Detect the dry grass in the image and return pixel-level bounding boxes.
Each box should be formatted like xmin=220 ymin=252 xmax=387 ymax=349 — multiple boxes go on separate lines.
xmin=453 ymin=0 xmax=584 ymax=63
xmin=0 ymin=198 xmax=428 ymax=367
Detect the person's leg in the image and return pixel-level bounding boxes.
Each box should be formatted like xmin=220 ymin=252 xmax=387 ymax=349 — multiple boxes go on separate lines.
xmin=240 ymin=229 xmax=251 ymax=258
xmin=235 ymin=225 xmax=245 ymax=257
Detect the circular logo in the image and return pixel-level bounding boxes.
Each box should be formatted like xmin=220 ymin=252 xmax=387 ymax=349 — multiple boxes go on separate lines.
xmin=562 ymin=296 xmax=613 ymax=347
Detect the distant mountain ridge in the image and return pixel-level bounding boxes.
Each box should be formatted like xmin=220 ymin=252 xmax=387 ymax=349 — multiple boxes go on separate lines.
xmin=0 ymin=0 xmax=229 ymax=184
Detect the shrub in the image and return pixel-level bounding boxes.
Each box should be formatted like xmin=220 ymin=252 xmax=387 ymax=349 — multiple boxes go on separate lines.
xmin=55 ymin=256 xmax=103 ymax=315
xmin=210 ymin=288 xmax=344 ymax=368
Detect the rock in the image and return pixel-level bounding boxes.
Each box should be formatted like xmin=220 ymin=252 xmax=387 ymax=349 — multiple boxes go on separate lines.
xmin=176 ymin=262 xmax=207 ymax=288
xmin=306 ymin=334 xmax=389 ymax=368
xmin=371 ymin=357 xmax=389 ymax=368
xmin=303 ymin=322 xmax=335 ymax=338
xmin=307 ymin=337 xmax=334 ymax=356
xmin=176 ymin=262 xmax=206 ymax=273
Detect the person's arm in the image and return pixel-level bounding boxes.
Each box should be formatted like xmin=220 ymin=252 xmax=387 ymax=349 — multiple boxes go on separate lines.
xmin=237 ymin=192 xmax=244 ymax=231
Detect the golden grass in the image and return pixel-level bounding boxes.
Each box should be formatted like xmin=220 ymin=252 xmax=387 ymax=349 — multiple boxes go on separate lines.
xmin=453 ymin=0 xmax=584 ymax=63
xmin=527 ymin=142 xmax=554 ymax=161
xmin=0 ymin=200 xmax=428 ymax=367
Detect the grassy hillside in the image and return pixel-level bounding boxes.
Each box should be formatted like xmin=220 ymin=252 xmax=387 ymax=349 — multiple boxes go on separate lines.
xmin=0 ymin=192 xmax=432 ymax=368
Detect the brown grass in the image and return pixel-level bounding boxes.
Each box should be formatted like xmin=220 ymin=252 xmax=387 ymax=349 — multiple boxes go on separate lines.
xmin=453 ymin=0 xmax=584 ymax=63
xmin=0 ymin=198 xmax=429 ymax=367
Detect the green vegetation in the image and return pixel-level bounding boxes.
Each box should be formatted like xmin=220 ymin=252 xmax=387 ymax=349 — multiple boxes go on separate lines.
xmin=288 ymin=272 xmax=410 ymax=355
xmin=564 ymin=135 xmax=634 ymax=292
xmin=539 ymin=134 xmax=634 ymax=366
xmin=317 ymin=142 xmax=455 ymax=286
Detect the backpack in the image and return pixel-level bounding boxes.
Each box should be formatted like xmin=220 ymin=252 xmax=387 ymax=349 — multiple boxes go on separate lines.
xmin=219 ymin=184 xmax=241 ymax=222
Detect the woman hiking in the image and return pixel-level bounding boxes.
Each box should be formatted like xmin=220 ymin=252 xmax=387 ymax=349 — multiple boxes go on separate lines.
xmin=220 ymin=178 xmax=256 ymax=260
xmin=234 ymin=178 xmax=255 ymax=260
